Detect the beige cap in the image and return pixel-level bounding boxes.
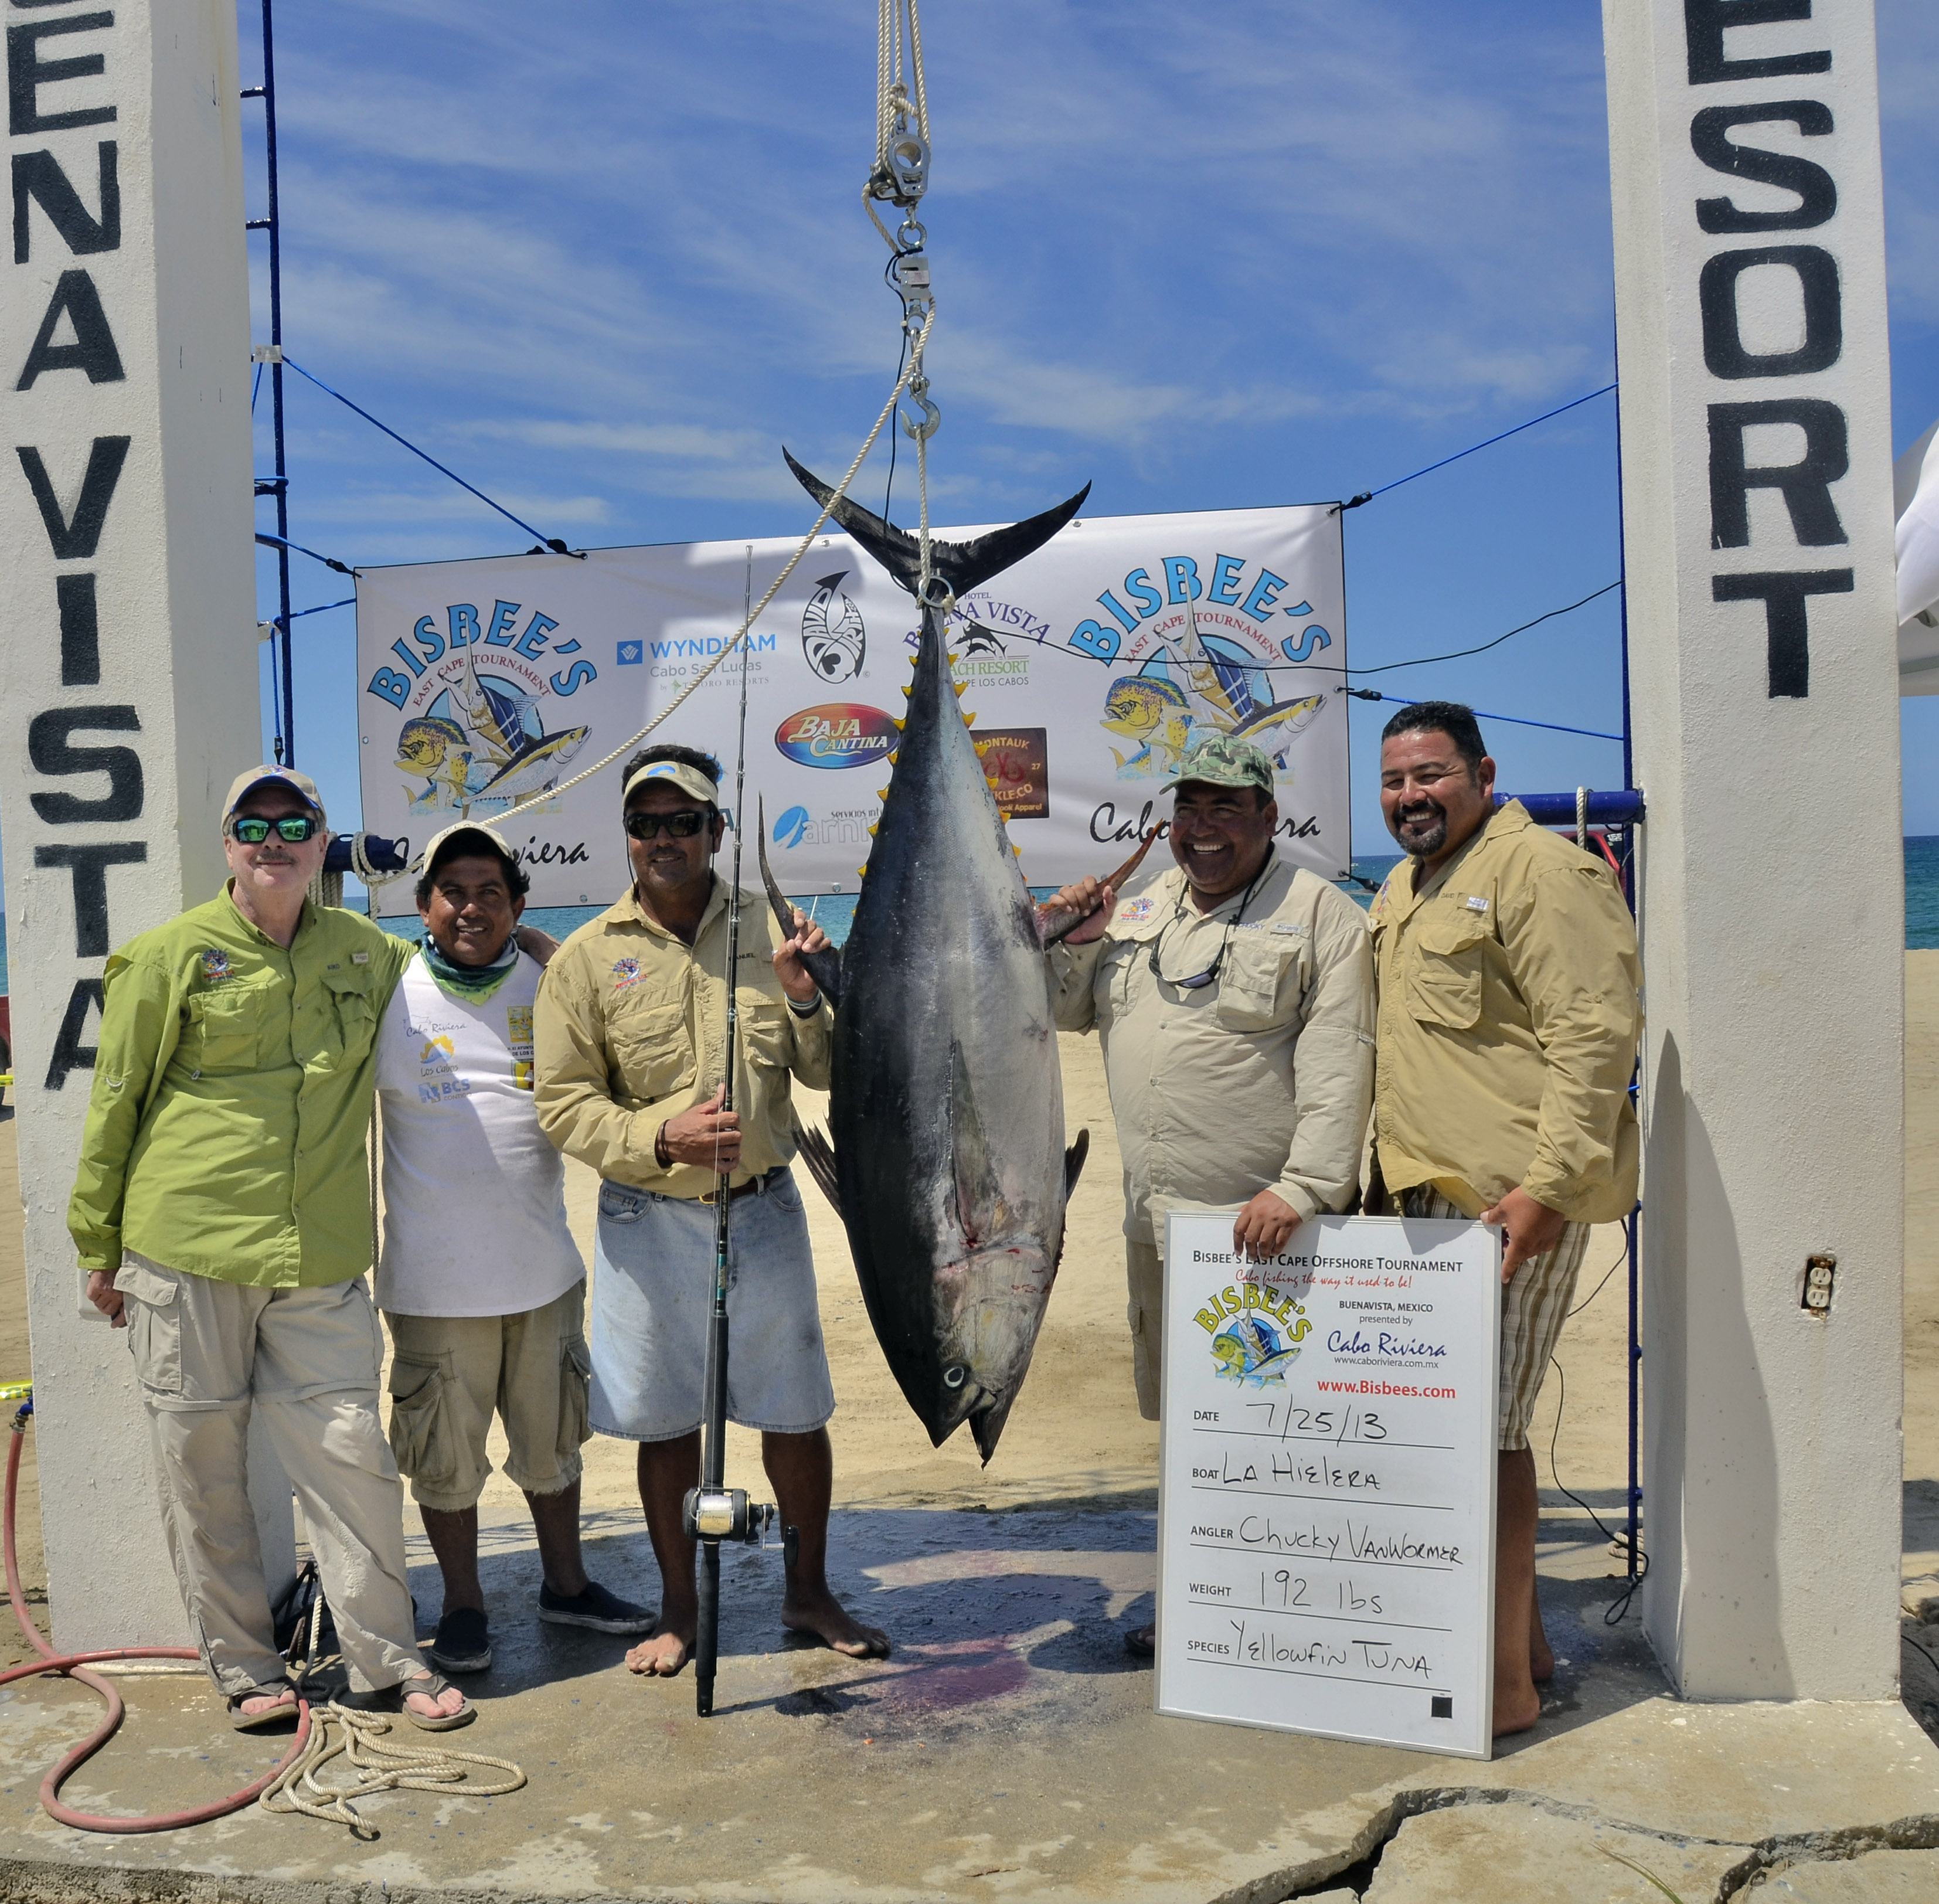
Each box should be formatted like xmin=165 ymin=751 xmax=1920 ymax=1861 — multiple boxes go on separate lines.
xmin=420 ymin=818 xmax=517 ymax=879
xmin=224 ymin=764 xmax=325 ymax=824
xmin=621 ymin=758 xmax=719 ymax=807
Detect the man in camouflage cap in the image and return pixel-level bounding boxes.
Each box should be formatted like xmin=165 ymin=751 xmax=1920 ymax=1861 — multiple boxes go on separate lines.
xmin=1043 ymin=732 xmax=1375 ymax=1653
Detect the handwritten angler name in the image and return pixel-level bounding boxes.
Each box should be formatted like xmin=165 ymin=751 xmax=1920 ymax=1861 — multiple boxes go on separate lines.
xmin=1190 ymin=1518 xmax=1463 ymax=1568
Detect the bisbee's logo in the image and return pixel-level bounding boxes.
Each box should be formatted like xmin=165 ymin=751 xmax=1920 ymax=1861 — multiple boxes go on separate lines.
xmin=774 ymin=703 xmax=896 ymax=770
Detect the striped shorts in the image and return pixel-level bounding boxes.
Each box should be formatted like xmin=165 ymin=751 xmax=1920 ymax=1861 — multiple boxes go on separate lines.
xmin=1400 ymin=1188 xmax=1589 ymax=1453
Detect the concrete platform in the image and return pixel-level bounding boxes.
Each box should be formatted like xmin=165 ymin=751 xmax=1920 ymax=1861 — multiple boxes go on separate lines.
xmin=4 ymin=993 xmax=1939 ymax=1903
xmin=0 ymin=1498 xmax=1935 ymax=1902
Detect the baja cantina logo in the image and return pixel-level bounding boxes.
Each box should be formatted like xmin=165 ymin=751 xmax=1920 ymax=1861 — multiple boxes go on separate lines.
xmin=801 ymin=572 xmax=866 ymax=682
xmin=774 ymin=703 xmax=896 ymax=770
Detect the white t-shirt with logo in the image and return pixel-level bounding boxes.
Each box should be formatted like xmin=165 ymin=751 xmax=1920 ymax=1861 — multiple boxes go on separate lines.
xmin=374 ymin=950 xmax=584 ymax=1318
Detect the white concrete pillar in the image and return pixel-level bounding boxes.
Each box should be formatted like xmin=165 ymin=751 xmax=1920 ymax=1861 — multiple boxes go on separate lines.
xmin=0 ymin=1 xmax=290 ymax=1649
xmin=1603 ymin=0 xmax=1902 ymax=1698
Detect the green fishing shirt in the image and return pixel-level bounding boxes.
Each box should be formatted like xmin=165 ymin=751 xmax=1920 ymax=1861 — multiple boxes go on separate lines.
xmin=67 ymin=885 xmax=417 ymax=1286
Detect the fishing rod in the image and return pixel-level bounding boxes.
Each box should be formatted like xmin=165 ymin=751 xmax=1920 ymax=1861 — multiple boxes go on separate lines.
xmin=684 ymin=548 xmax=774 ymax=1719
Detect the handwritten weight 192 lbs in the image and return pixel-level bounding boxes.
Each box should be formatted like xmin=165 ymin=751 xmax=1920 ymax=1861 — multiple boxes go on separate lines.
xmin=1155 ymin=1209 xmax=1502 ymax=1760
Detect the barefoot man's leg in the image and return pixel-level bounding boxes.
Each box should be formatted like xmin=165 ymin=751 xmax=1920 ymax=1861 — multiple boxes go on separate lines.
xmin=1494 ymin=1447 xmax=1542 ymax=1736
xmin=763 ymin=1428 xmax=890 ymax=1658
xmin=627 ymin=1434 xmax=701 ymax=1676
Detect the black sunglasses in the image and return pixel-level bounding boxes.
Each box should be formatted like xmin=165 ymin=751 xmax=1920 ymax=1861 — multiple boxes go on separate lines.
xmin=228 ymin=815 xmax=322 ymax=844
xmin=625 ymin=808 xmax=711 ymax=841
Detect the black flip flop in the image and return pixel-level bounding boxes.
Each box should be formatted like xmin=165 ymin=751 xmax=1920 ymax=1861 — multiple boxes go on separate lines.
xmin=1124 ymin=1623 xmax=1156 ymax=1660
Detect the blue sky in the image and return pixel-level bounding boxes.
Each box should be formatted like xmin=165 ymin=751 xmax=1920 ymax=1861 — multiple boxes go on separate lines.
xmin=229 ymin=0 xmax=1937 ymax=862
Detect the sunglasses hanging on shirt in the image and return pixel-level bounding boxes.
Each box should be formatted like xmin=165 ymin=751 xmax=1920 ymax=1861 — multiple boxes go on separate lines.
xmin=1147 ymin=861 xmax=1274 ymax=991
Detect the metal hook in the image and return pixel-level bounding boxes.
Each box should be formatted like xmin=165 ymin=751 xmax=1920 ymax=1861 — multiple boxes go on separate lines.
xmin=918 ymin=574 xmax=955 ymax=612
xmin=900 ymin=375 xmax=941 ymax=443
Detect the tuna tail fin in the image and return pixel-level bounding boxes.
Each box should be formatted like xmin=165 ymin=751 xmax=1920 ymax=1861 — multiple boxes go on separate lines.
xmin=783 ymin=448 xmax=1090 ymax=598
xmin=757 ymin=797 xmax=844 ymax=1007
xmin=792 ymin=1121 xmax=841 ymax=1215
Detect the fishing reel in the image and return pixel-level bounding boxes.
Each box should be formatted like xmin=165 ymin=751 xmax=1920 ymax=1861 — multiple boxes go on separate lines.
xmin=682 ymin=1487 xmax=774 ymax=1545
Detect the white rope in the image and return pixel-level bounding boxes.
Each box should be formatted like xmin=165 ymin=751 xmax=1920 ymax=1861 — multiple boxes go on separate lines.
xmin=484 ymin=304 xmax=937 ymax=832
xmin=351 ymin=831 xmax=412 ymax=888
xmin=260 ymin=1703 xmax=525 ymax=1841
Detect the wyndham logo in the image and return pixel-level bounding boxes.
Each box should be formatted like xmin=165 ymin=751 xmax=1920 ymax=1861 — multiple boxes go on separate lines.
xmin=617 ymin=640 xmax=644 ymax=665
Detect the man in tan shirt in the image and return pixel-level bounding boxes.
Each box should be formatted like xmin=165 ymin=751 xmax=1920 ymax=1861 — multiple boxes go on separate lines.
xmin=535 ymin=745 xmax=889 ymax=1676
xmin=1045 ymin=734 xmax=1376 ymax=1652
xmin=1368 ymin=702 xmax=1640 ymax=1737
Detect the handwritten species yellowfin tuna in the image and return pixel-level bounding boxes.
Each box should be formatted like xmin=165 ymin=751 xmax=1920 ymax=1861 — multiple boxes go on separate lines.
xmin=761 ymin=453 xmax=1153 ymax=1461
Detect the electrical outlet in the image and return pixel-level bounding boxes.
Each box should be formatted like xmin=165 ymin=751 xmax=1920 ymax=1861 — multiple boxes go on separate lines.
xmin=1801 ymin=1253 xmax=1836 ymax=1316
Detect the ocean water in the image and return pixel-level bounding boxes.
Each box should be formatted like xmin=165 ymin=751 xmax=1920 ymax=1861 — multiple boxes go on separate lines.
xmin=386 ymin=859 xmax=1409 ymax=953
xmin=0 ymin=841 xmax=1934 ymax=999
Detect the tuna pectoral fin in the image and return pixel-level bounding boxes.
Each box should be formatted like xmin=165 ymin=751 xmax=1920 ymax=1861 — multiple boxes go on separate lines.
xmin=1064 ymin=1128 xmax=1089 ymax=1198
xmin=757 ymin=798 xmax=843 ymax=1007
xmin=1035 ymin=829 xmax=1160 ymax=947
xmin=949 ymin=1042 xmax=1010 ymax=1245
xmin=792 ymin=1122 xmax=841 ymax=1215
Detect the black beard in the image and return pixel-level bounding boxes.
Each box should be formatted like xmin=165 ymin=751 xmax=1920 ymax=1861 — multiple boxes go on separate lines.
xmin=1396 ymin=803 xmax=1448 ymax=859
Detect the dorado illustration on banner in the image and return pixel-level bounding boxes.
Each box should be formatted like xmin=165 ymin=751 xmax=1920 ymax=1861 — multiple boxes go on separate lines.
xmin=355 ymin=504 xmax=1348 ymax=909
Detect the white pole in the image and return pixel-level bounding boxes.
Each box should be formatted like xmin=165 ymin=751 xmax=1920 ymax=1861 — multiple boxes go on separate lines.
xmin=0 ymin=2 xmax=281 ymax=1647
xmin=1603 ymin=0 xmax=1903 ymax=1698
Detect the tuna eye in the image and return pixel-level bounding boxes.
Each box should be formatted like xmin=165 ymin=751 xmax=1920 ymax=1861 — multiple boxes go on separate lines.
xmin=943 ymin=1364 xmax=968 ymax=1390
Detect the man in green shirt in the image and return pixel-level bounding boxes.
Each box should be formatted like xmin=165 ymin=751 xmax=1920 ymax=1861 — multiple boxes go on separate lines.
xmin=69 ymin=767 xmax=479 ymax=1731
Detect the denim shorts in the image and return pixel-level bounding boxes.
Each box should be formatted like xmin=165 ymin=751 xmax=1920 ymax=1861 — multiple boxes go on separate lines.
xmin=588 ymin=1168 xmax=836 ymax=1442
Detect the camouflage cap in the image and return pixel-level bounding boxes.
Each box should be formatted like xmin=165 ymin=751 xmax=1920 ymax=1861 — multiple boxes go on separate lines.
xmin=1162 ymin=733 xmax=1274 ymax=795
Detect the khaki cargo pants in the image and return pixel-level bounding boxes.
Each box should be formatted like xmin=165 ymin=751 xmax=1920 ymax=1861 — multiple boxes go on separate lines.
xmin=115 ymin=1256 xmax=423 ymax=1698
xmin=383 ymin=1282 xmax=591 ymax=1512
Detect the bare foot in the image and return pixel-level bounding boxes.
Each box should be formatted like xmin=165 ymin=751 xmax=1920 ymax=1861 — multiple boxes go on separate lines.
xmin=625 ymin=1623 xmax=694 ymax=1677
xmin=782 ymin=1585 xmax=890 ymax=1659
xmin=236 ymin=1686 xmax=295 ymax=1720
xmin=1125 ymin=1621 xmax=1156 ymax=1658
xmin=1493 ymin=1686 xmax=1543 ymax=1737
xmin=401 ymin=1674 xmax=468 ymax=1722
xmin=1529 ymin=1594 xmax=1554 ymax=1684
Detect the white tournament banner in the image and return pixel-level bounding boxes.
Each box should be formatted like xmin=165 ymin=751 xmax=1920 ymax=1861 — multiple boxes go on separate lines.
xmin=1155 ymin=1210 xmax=1501 ymax=1760
xmin=353 ymin=505 xmax=1348 ymax=907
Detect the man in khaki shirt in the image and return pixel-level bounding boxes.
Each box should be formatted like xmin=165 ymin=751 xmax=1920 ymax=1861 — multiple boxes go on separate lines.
xmin=1046 ymin=734 xmax=1376 ymax=1651
xmin=535 ymin=745 xmax=889 ymax=1677
xmin=1368 ymin=702 xmax=1639 ymax=1737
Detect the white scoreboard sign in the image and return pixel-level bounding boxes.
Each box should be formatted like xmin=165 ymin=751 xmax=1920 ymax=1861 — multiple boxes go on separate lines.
xmin=1155 ymin=1211 xmax=1502 ymax=1760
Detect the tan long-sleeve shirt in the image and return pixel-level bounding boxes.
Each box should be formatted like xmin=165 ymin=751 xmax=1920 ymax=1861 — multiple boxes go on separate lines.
xmin=1367 ymin=800 xmax=1641 ymax=1223
xmin=533 ymin=880 xmax=830 ymax=1197
xmin=1049 ymin=852 xmax=1376 ymax=1244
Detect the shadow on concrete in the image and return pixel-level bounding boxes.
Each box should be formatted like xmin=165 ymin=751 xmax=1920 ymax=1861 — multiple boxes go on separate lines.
xmin=426 ymin=1492 xmax=1666 ymax=1753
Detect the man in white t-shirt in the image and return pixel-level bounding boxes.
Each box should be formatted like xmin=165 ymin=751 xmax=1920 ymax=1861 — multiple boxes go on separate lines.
xmin=377 ymin=821 xmax=653 ymax=1674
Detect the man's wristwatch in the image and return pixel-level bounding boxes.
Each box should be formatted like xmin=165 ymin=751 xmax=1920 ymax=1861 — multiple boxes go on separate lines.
xmin=654 ymin=1122 xmax=672 ymax=1168
xmin=785 ymin=990 xmax=822 ymax=1017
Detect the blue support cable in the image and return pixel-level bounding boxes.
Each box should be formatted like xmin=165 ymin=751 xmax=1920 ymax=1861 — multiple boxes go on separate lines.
xmin=1336 ymin=382 xmax=1618 ymax=512
xmin=280 ymin=355 xmax=576 ymax=555
xmin=1346 ymin=688 xmax=1622 ymax=744
xmin=256 ymin=532 xmax=353 ymax=574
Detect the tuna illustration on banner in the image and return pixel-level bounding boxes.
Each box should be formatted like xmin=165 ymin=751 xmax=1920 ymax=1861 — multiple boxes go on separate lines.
xmin=369 ymin=598 xmax=599 ymax=821
xmin=1101 ymin=592 xmax=1325 ymax=786
xmin=801 ymin=571 xmax=866 ymax=682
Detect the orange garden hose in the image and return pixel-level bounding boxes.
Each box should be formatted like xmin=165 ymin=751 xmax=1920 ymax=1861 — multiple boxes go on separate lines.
xmin=0 ymin=1400 xmax=313 ymax=1832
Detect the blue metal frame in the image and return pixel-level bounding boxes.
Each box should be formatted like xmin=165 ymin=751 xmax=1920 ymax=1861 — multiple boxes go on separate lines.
xmin=243 ymin=0 xmax=293 ymax=763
